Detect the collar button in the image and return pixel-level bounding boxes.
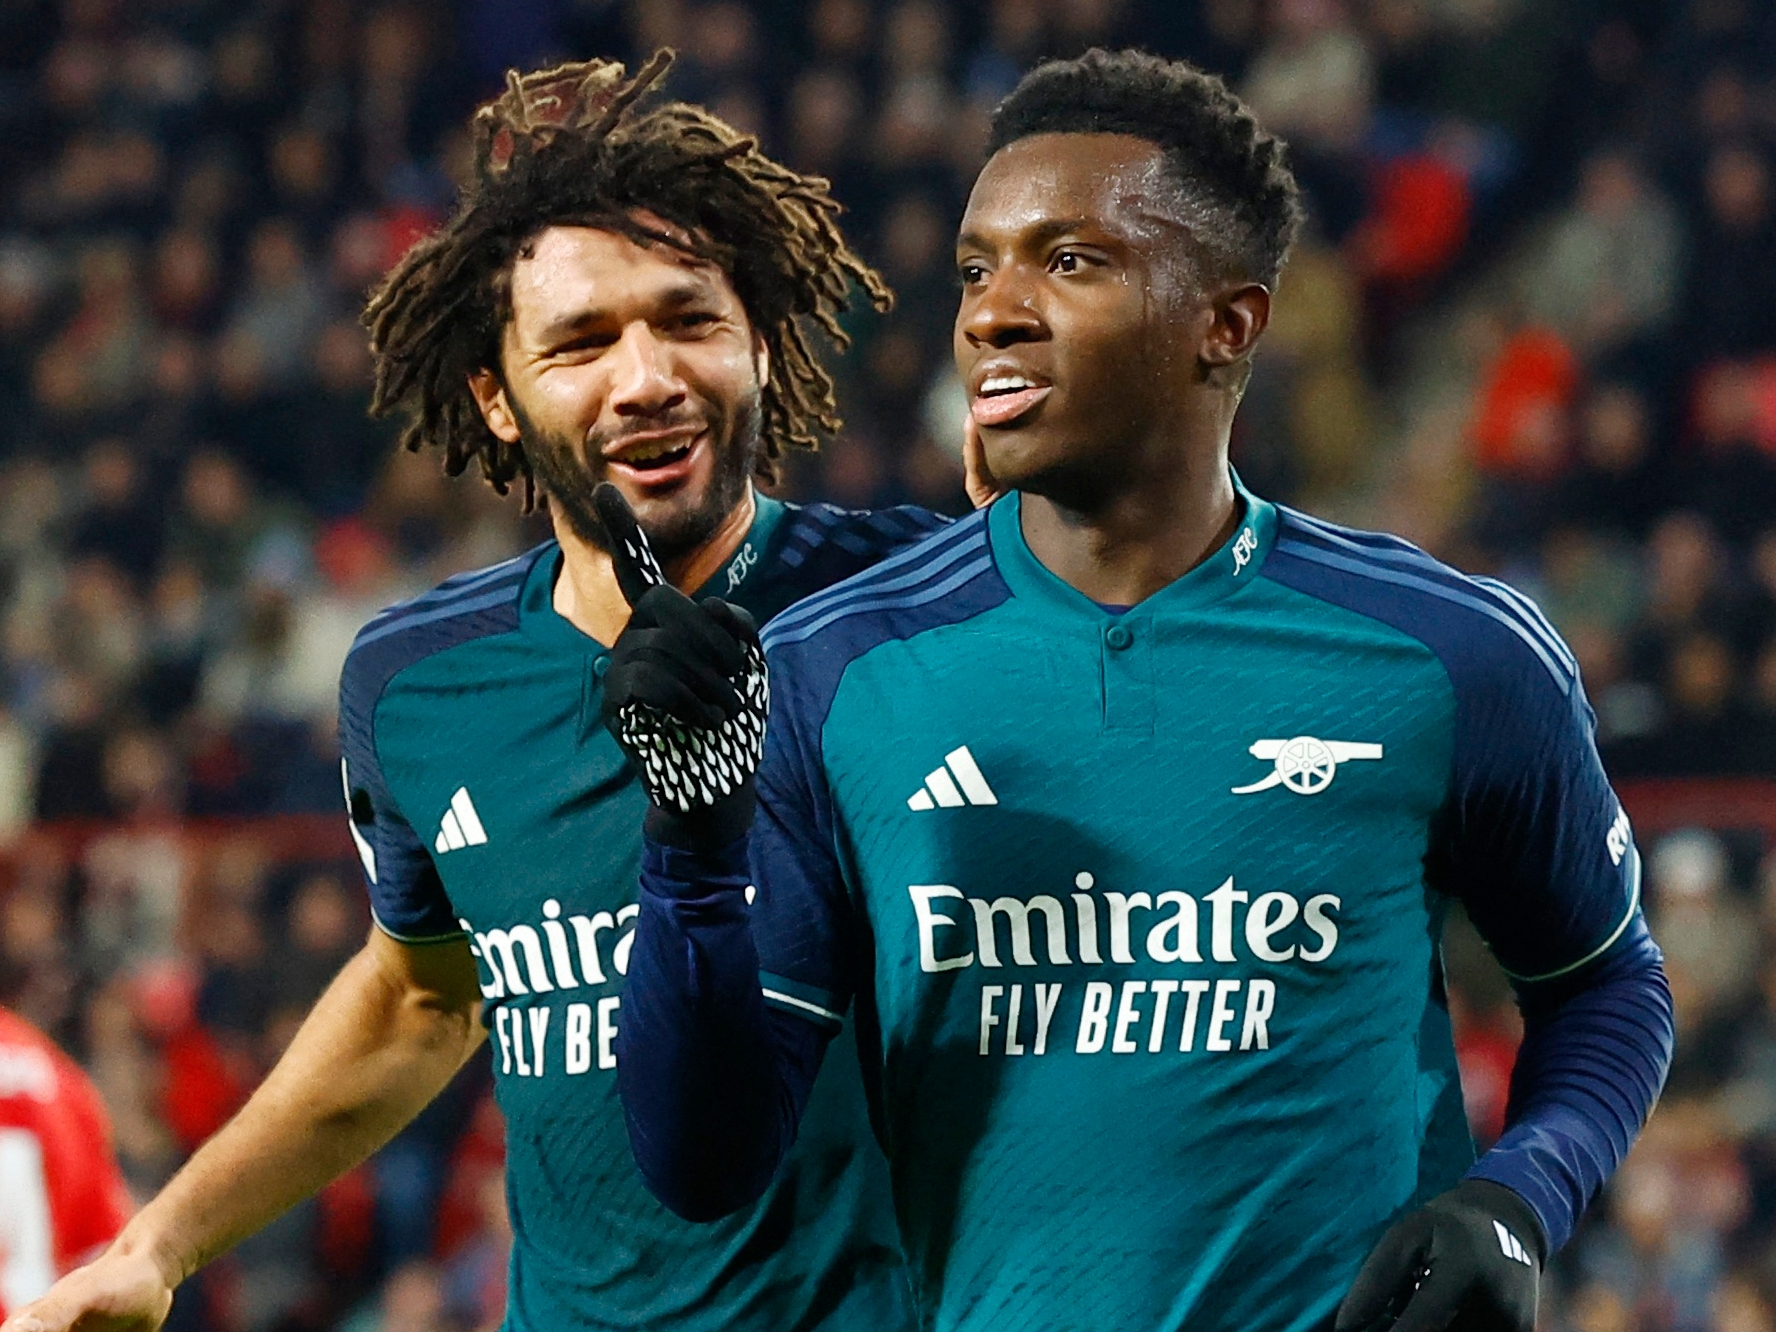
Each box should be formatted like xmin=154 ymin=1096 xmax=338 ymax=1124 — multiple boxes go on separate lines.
xmin=1104 ymin=623 xmax=1134 ymax=650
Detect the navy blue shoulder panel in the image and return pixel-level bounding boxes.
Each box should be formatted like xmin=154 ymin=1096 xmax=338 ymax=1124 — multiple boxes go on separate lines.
xmin=337 ymin=544 xmax=543 ymax=942
xmin=1268 ymin=513 xmax=1673 ymax=1257
xmin=763 ymin=509 xmax=1004 ymax=729
xmin=750 ymin=502 xmax=952 ymax=625
xmin=345 ymin=546 xmax=539 ymax=699
xmin=745 ymin=512 xmax=1007 ymax=1016
xmin=1261 ymin=508 xmax=1640 ymax=985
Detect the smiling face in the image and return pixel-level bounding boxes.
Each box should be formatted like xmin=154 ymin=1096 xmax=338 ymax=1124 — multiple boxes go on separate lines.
xmin=955 ymin=133 xmax=1224 ymax=506
xmin=470 ymin=223 xmax=766 ymax=561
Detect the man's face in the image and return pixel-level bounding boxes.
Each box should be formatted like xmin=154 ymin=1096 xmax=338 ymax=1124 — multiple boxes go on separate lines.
xmin=482 ymin=224 xmax=765 ymax=562
xmin=954 ymin=133 xmax=1208 ymax=503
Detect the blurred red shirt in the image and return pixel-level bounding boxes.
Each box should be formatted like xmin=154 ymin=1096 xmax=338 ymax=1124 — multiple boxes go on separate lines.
xmin=0 ymin=1008 xmax=132 ymax=1317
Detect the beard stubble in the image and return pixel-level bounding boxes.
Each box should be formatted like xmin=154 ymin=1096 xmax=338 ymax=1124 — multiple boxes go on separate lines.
xmin=512 ymin=383 xmax=763 ymax=567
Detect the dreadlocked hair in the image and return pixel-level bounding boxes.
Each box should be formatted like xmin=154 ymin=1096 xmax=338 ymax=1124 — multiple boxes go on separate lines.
xmin=364 ymin=50 xmax=891 ymax=503
xmin=989 ymin=49 xmax=1303 ymax=288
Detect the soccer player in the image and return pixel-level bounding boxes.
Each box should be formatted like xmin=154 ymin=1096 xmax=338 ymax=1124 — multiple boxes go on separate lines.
xmin=3 ymin=54 xmax=947 ymax=1332
xmin=0 ymin=1005 xmax=132 ymax=1320
xmin=604 ymin=50 xmax=1676 ymax=1332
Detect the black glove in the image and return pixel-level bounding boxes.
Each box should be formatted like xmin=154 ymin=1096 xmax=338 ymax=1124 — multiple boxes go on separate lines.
xmin=594 ymin=484 xmax=768 ymax=849
xmin=1336 ymin=1179 xmax=1544 ymax=1332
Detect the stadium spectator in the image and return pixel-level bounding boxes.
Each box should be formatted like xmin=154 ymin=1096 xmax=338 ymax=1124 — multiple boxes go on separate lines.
xmin=1683 ymin=141 xmax=1776 ymax=365
xmin=1517 ymin=150 xmax=1682 ymax=359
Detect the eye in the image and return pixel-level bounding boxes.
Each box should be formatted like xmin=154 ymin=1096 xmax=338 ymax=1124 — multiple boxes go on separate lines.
xmin=554 ymin=332 xmax=617 ymax=356
xmin=957 ymin=262 xmax=988 ymax=287
xmin=1051 ymin=250 xmax=1091 ymax=274
xmin=673 ymin=312 xmax=719 ymax=331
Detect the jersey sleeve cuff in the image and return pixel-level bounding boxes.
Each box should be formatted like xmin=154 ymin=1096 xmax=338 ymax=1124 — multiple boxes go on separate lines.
xmin=1499 ymin=844 xmax=1642 ymax=985
xmin=759 ymin=970 xmax=844 ymax=1031
xmin=370 ymin=907 xmax=468 ymax=945
xmin=642 ymin=831 xmax=753 ymax=900
xmin=1465 ymin=1140 xmax=1568 ymax=1255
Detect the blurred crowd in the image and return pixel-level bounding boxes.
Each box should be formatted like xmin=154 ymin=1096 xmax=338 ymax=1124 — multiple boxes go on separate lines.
xmin=0 ymin=0 xmax=1771 ymax=1328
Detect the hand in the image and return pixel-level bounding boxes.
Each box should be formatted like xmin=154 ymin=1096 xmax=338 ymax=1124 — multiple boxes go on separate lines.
xmin=1 ymin=1247 xmax=176 ymax=1332
xmin=595 ymin=483 xmax=768 ymax=848
xmin=1336 ymin=1180 xmax=1542 ymax=1332
xmin=962 ymin=414 xmax=1002 ymax=510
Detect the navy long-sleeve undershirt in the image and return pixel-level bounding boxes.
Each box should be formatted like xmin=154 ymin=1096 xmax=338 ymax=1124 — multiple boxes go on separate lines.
xmin=616 ymin=836 xmax=824 ymax=1223
xmin=619 ymin=833 xmax=1673 ymax=1253
xmin=1467 ymin=916 xmax=1673 ymax=1250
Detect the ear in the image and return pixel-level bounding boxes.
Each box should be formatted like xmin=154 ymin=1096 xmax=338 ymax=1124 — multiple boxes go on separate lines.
xmin=752 ymin=332 xmax=771 ymax=391
xmin=467 ymin=367 xmax=522 ymax=445
xmin=1199 ymin=283 xmax=1272 ymax=371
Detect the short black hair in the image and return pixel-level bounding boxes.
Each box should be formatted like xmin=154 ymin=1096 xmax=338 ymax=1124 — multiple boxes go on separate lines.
xmin=988 ymin=48 xmax=1303 ymax=288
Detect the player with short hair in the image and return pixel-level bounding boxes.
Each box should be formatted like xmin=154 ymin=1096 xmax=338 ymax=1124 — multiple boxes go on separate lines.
xmin=3 ymin=53 xmax=942 ymax=1332
xmin=604 ymin=49 xmax=1675 ymax=1332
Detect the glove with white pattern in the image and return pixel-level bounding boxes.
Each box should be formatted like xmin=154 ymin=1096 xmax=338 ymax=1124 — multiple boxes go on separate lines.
xmin=595 ymin=484 xmax=768 ymax=849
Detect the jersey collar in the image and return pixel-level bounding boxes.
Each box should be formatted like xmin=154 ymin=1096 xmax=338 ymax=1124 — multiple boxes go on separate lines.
xmin=520 ymin=490 xmax=789 ymax=650
xmin=691 ymin=492 xmax=787 ymax=602
xmin=987 ymin=469 xmax=1278 ymax=620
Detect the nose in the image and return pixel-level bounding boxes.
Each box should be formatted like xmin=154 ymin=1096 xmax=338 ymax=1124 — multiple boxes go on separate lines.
xmin=960 ymin=266 xmax=1046 ymax=350
xmin=607 ymin=322 xmax=687 ymax=418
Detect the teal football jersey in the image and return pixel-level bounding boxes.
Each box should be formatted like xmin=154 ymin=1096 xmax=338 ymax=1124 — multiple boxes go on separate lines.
xmin=736 ymin=482 xmax=1644 ymax=1332
xmin=337 ymin=494 xmax=946 ymax=1331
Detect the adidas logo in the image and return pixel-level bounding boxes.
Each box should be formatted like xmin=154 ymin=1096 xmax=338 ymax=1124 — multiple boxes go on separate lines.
xmin=434 ymin=787 xmax=488 ymax=854
xmin=1493 ymin=1220 xmax=1533 ymax=1267
xmin=907 ymin=746 xmax=998 ymax=811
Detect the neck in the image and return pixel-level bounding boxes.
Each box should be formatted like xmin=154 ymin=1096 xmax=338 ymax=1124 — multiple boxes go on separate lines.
xmin=552 ymin=488 xmax=758 ymax=646
xmin=1019 ymin=436 xmax=1238 ymax=607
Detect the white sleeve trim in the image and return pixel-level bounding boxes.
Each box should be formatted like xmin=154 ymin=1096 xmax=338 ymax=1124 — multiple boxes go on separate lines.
xmin=1501 ymin=845 xmax=1642 ymax=984
xmin=762 ymin=986 xmax=843 ymax=1024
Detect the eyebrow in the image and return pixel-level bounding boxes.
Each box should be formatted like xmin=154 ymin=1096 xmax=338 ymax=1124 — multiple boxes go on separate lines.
xmin=532 ymin=279 xmax=718 ymax=345
xmin=956 ymin=217 xmax=1096 ymax=254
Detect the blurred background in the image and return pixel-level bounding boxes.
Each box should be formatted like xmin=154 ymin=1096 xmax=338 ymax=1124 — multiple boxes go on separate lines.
xmin=0 ymin=0 xmax=1772 ymax=1328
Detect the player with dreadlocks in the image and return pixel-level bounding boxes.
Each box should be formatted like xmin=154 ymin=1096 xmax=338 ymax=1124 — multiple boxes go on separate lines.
xmin=4 ymin=52 xmax=945 ymax=1332
xmin=365 ymin=49 xmax=888 ymax=547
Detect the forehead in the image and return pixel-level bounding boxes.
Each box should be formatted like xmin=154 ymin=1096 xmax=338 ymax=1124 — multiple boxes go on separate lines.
xmin=961 ymin=132 xmax=1180 ymax=243
xmin=505 ymin=223 xmax=739 ymax=332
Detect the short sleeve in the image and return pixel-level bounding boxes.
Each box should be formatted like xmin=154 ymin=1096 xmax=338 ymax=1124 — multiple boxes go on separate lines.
xmin=1430 ymin=610 xmax=1641 ymax=985
xmin=746 ymin=645 xmax=864 ymax=1031
xmin=338 ymin=647 xmax=462 ymax=943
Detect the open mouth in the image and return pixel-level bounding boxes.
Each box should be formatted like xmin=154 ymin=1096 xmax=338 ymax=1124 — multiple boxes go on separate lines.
xmin=606 ymin=429 xmax=704 ymax=482
xmin=971 ymin=374 xmax=1052 ymax=428
xmin=617 ymin=436 xmax=696 ymax=471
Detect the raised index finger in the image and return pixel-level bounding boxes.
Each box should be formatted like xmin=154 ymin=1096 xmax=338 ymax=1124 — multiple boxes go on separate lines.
xmin=594 ymin=483 xmax=667 ymax=608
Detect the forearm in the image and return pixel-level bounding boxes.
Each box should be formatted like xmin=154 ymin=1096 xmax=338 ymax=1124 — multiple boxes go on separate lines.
xmin=112 ymin=931 xmax=484 ymax=1285
xmin=617 ymin=835 xmax=820 ymax=1221
xmin=1468 ymin=925 xmax=1673 ymax=1252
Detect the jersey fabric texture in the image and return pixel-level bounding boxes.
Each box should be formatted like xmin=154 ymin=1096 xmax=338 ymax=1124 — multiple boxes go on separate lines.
xmin=337 ymin=494 xmax=945 ymax=1332
xmin=703 ymin=483 xmax=1665 ymax=1332
xmin=0 ymin=1008 xmax=132 ymax=1318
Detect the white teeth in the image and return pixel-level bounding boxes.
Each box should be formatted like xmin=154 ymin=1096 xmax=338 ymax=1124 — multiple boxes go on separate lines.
xmin=980 ymin=375 xmax=1037 ymax=395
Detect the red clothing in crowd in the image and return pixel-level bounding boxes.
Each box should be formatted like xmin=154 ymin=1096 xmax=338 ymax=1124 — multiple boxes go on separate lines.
xmin=0 ymin=1008 xmax=132 ymax=1317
